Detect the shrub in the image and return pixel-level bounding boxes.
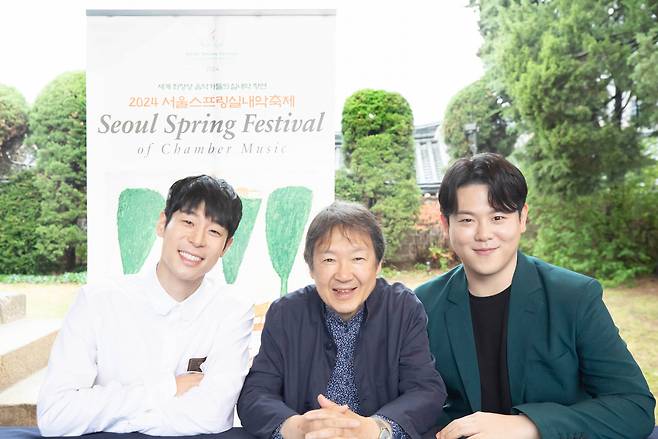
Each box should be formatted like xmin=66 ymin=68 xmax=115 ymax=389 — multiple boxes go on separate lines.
xmin=337 ymin=90 xmax=421 ymax=259
xmin=528 ymin=171 xmax=658 ymax=285
xmin=0 ymin=272 xmax=86 ymax=284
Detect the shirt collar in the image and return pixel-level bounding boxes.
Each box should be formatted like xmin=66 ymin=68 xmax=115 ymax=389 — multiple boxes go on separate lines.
xmin=324 ymin=304 xmax=365 ymax=329
xmin=145 ymin=266 xmax=215 ymax=321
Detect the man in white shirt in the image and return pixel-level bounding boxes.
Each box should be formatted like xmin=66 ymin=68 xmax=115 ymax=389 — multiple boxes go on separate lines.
xmin=37 ymin=175 xmax=254 ymax=437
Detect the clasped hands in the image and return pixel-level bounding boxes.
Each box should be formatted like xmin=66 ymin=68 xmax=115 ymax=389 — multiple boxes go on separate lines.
xmin=175 ymin=375 xmax=539 ymax=439
xmin=281 ymin=394 xmax=381 ymax=439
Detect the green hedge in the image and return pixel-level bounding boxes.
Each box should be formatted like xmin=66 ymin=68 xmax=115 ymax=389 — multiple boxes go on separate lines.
xmin=0 ymin=272 xmax=86 ymax=284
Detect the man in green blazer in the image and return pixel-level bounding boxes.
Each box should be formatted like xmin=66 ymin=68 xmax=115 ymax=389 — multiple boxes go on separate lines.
xmin=415 ymin=153 xmax=655 ymax=439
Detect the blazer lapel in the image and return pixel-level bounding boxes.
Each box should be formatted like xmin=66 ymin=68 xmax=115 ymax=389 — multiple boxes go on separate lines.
xmin=506 ymin=252 xmax=543 ymax=406
xmin=445 ymin=270 xmax=481 ymax=412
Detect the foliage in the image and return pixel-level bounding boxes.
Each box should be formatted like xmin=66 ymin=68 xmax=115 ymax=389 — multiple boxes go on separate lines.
xmin=527 ymin=168 xmax=658 ymax=285
xmin=428 ymin=245 xmax=458 ymax=271
xmin=0 ymin=171 xmax=42 ymax=274
xmin=442 ymin=77 xmax=516 ymax=159
xmin=0 ymin=84 xmax=29 ymax=175
xmin=0 ymin=272 xmax=86 ymax=284
xmin=380 ymin=266 xmax=401 ymax=279
xmin=341 ymin=89 xmax=414 ymax=167
xmin=480 ymin=0 xmax=658 ymax=196
xmin=28 ymin=71 xmax=86 ymax=273
xmin=632 ymin=27 xmax=658 ymax=128
xmin=337 ymin=89 xmax=421 ymax=259
xmin=464 ymin=0 xmax=658 ymax=285
xmin=413 ymin=262 xmax=430 ymax=272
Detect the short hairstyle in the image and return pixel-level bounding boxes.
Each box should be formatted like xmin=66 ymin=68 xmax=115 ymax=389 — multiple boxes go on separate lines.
xmin=303 ymin=201 xmax=385 ymax=269
xmin=439 ymin=153 xmax=527 ymax=220
xmin=164 ymin=175 xmax=242 ymax=239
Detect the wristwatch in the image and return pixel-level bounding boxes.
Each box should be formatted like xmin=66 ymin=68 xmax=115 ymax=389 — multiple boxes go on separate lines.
xmin=371 ymin=416 xmax=393 ymax=439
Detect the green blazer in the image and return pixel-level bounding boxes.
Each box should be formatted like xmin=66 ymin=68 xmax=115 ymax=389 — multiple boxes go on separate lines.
xmin=415 ymin=252 xmax=655 ymax=439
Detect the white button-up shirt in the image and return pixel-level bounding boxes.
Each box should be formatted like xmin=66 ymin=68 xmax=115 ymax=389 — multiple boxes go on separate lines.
xmin=37 ymin=267 xmax=254 ymax=437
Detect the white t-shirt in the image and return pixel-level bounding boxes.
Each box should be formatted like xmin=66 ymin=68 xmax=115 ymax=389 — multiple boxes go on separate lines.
xmin=37 ymin=267 xmax=254 ymax=437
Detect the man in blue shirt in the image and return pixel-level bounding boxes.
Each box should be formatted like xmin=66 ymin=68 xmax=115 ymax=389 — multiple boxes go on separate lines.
xmin=238 ymin=201 xmax=446 ymax=439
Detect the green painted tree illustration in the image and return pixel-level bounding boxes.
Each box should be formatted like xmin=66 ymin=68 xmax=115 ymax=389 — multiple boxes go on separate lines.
xmin=222 ymin=198 xmax=261 ymax=284
xmin=117 ymin=188 xmax=165 ymax=274
xmin=266 ymin=187 xmax=313 ymax=296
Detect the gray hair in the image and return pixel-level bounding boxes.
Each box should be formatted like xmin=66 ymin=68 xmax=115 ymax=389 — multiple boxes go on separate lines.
xmin=303 ymin=201 xmax=385 ymax=269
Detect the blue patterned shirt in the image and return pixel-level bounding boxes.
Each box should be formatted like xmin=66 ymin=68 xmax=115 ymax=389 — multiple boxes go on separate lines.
xmin=324 ymin=306 xmax=364 ymax=411
xmin=323 ymin=306 xmax=408 ymax=439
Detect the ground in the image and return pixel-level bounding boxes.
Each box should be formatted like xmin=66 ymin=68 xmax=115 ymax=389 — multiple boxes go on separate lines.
xmin=2 ymin=272 xmax=657 ymax=418
xmin=1 ymin=283 xmax=78 ymax=319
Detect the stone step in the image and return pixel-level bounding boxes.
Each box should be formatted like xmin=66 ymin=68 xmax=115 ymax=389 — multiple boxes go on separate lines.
xmin=0 ymin=368 xmax=44 ymax=426
xmin=0 ymin=293 xmax=26 ymax=325
xmin=0 ymin=319 xmax=60 ymax=392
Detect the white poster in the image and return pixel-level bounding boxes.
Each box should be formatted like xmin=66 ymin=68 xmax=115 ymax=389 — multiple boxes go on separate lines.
xmin=86 ymin=10 xmax=335 ymax=308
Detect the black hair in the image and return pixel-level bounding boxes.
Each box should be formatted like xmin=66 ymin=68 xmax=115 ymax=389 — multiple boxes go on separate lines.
xmin=164 ymin=175 xmax=242 ymax=239
xmin=303 ymin=201 xmax=385 ymax=269
xmin=438 ymin=153 xmax=527 ymax=220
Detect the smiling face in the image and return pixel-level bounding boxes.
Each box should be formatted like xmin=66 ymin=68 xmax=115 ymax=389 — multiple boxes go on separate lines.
xmin=156 ymin=201 xmax=232 ymax=301
xmin=310 ymin=226 xmax=381 ymax=321
xmin=444 ymin=183 xmax=527 ymax=295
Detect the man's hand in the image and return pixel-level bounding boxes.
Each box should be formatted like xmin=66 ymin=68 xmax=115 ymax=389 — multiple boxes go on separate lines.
xmin=437 ymin=412 xmax=540 ymax=439
xmin=303 ymin=394 xmax=380 ymax=439
xmin=281 ymin=399 xmax=359 ymax=439
xmin=175 ymin=373 xmax=204 ymax=396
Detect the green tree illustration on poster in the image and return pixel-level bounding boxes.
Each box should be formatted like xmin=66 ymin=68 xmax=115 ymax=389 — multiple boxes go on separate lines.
xmin=266 ymin=187 xmax=313 ymax=296
xmin=222 ymin=198 xmax=261 ymax=284
xmin=117 ymin=188 xmax=165 ymax=274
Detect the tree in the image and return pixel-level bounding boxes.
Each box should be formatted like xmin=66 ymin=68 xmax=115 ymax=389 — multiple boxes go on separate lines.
xmin=632 ymin=27 xmax=658 ymax=128
xmin=487 ymin=0 xmax=658 ymax=195
xmin=337 ymin=89 xmax=421 ymax=260
xmin=529 ymin=170 xmax=658 ymax=284
xmin=442 ymin=78 xmax=516 ymax=159
xmin=0 ymin=171 xmax=42 ymax=274
xmin=469 ymin=0 xmax=658 ymax=282
xmin=340 ymin=89 xmax=415 ymax=165
xmin=28 ymin=71 xmax=86 ymax=273
xmin=0 ymin=84 xmax=29 ymax=177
